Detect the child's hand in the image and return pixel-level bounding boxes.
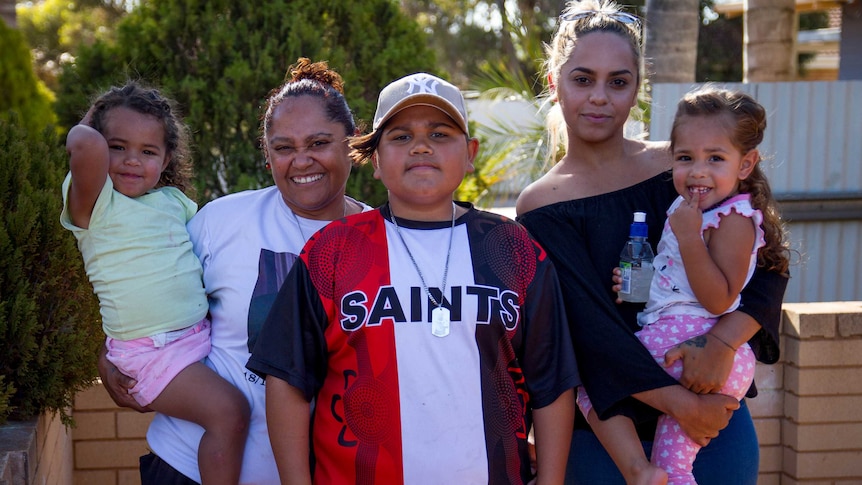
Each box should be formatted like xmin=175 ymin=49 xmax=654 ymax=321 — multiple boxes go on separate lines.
xmin=669 ymin=191 xmax=704 ymax=242
xmin=611 ymin=267 xmax=624 ymax=303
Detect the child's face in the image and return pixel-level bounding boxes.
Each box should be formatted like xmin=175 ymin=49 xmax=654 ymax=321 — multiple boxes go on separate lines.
xmin=672 ymin=115 xmax=757 ymax=209
xmin=372 ymin=105 xmax=477 ymax=218
xmin=103 ymin=107 xmax=170 ymax=198
xmin=553 ymin=31 xmax=639 ymax=144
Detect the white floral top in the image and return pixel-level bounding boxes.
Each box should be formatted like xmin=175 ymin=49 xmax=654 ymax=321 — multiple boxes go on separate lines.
xmin=638 ymin=194 xmax=766 ymax=326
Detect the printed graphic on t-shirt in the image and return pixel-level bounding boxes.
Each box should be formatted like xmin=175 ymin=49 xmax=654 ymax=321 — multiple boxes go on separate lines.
xmin=247 ymin=249 xmax=298 ymax=352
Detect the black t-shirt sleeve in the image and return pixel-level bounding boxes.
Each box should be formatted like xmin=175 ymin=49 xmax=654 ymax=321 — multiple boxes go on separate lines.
xmin=739 ymin=265 xmax=788 ymax=365
xmin=246 ymin=260 xmax=329 ymax=402
xmin=520 ymin=243 xmax=582 ymax=409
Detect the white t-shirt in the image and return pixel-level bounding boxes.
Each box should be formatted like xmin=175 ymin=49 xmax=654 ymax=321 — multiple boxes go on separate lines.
xmin=146 ymin=185 xmax=367 ymax=484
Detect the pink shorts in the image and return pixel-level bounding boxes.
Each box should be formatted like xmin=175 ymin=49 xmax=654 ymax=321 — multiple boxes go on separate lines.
xmin=105 ymin=318 xmax=211 ymax=407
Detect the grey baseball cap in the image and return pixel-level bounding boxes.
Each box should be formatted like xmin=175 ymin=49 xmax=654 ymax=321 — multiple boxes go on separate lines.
xmin=372 ymin=73 xmax=469 ymax=135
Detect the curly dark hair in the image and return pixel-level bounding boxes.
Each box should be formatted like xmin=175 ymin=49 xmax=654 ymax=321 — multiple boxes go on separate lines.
xmin=670 ymin=86 xmax=790 ymax=275
xmin=87 ymin=81 xmax=194 ymax=195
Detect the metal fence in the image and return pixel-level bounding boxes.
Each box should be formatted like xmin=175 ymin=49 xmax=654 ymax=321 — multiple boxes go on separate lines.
xmin=650 ymin=81 xmax=862 ymax=303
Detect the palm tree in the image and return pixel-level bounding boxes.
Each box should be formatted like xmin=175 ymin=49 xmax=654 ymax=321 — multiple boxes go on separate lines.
xmin=645 ymin=0 xmax=700 ymax=83
xmin=744 ymin=0 xmax=797 ymax=81
xmin=461 ymin=63 xmax=551 ymax=207
xmin=461 ymin=7 xmax=652 ymax=208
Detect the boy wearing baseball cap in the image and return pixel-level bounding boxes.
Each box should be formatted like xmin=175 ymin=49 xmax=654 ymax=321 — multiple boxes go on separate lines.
xmin=248 ymin=73 xmax=578 ymax=485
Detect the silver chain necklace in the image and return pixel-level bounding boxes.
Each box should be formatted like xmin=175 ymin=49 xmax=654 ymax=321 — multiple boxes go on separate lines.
xmin=390 ymin=202 xmax=456 ymax=337
xmin=291 ymin=199 xmax=349 ymax=242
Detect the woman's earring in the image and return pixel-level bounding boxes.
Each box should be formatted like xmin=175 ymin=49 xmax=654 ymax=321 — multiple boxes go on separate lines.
xmin=265 ymin=162 xmax=271 ymax=171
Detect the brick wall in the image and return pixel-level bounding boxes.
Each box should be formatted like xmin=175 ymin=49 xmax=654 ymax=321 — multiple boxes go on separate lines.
xmin=36 ymin=411 xmax=74 ymax=485
xmin=0 ymin=411 xmax=73 ymax=485
xmin=759 ymin=301 xmax=862 ymax=484
xmin=71 ymin=385 xmax=153 ymax=485
xmin=5 ymin=301 xmax=855 ymax=484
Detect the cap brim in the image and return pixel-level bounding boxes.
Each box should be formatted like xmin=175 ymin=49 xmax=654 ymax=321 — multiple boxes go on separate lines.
xmin=374 ymin=94 xmax=468 ymax=135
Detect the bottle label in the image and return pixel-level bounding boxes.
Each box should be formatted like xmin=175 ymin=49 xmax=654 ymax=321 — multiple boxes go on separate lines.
xmin=620 ymin=261 xmax=632 ymax=294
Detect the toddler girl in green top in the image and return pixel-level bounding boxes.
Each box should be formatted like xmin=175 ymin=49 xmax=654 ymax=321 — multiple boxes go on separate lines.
xmin=62 ymin=82 xmax=249 ymax=485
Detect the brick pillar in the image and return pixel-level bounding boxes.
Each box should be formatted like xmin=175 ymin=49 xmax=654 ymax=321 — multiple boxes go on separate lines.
xmin=750 ymin=359 xmax=785 ymax=485
xmin=779 ymin=302 xmax=862 ymax=483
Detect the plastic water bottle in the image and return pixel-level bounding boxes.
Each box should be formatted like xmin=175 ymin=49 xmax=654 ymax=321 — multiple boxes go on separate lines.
xmin=619 ymin=212 xmax=655 ymax=303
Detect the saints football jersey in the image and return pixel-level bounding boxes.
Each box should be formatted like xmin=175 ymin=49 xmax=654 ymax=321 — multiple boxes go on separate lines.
xmin=248 ymin=203 xmax=579 ymax=485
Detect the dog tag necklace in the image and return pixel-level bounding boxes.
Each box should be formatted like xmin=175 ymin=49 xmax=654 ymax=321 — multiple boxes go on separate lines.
xmin=390 ymin=202 xmax=456 ymax=337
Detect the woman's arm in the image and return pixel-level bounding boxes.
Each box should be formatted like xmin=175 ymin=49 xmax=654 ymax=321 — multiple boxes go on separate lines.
xmin=266 ymin=377 xmax=312 ymax=485
xmin=664 ymin=311 xmax=761 ymax=394
xmin=97 ymin=346 xmax=151 ymax=413
xmin=666 ymin=263 xmax=787 ymax=395
xmin=633 ymin=384 xmax=739 ymax=446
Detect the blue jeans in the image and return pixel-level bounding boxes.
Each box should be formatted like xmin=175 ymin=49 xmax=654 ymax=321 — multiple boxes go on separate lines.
xmin=566 ymin=399 xmax=759 ymax=485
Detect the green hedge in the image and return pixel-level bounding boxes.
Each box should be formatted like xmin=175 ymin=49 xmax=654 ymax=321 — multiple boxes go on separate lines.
xmin=0 ymin=113 xmax=102 ymax=426
xmin=0 ymin=22 xmax=56 ymax=135
xmin=55 ymin=0 xmax=440 ymax=207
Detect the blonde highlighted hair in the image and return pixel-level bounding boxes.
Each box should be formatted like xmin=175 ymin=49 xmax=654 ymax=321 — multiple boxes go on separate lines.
xmin=541 ymin=0 xmax=645 ymax=164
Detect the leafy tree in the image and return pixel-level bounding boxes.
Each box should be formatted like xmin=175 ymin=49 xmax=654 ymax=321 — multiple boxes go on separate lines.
xmin=0 ymin=14 xmax=100 ymax=428
xmin=0 ymin=113 xmax=103 ymax=425
xmin=457 ymin=61 xmax=550 ymax=206
xmin=0 ymin=21 xmax=56 ymax=134
xmin=697 ymin=10 xmax=744 ymax=81
xmin=16 ymin=0 xmax=128 ymax=91
xmin=56 ymin=0 xmax=437 ymax=205
xmin=401 ymin=0 xmax=560 ymax=95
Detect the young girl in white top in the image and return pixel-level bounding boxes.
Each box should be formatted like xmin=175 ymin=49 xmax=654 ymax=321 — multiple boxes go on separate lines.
xmin=62 ymin=82 xmax=249 ymax=485
xmin=578 ymin=86 xmax=790 ymax=485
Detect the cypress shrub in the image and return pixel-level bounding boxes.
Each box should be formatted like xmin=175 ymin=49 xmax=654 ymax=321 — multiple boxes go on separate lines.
xmin=0 ymin=22 xmax=56 ymax=135
xmin=55 ymin=0 xmax=438 ymax=207
xmin=0 ymin=113 xmax=102 ymax=426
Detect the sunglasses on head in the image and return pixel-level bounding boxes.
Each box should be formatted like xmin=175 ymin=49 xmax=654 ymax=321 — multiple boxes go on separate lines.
xmin=559 ymin=10 xmax=641 ymax=27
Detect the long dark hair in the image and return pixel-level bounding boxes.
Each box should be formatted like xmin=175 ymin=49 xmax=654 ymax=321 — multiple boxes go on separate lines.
xmin=671 ymin=86 xmax=790 ymax=275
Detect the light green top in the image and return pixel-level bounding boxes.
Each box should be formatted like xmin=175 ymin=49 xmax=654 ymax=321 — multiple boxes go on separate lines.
xmin=61 ymin=173 xmax=207 ymax=340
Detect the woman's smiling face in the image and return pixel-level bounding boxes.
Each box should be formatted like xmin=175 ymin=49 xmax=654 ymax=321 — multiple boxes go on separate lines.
xmin=264 ymin=95 xmax=353 ymax=219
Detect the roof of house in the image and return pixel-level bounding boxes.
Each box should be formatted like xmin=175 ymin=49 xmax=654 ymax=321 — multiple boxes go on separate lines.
xmin=713 ymin=0 xmax=849 ymax=17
